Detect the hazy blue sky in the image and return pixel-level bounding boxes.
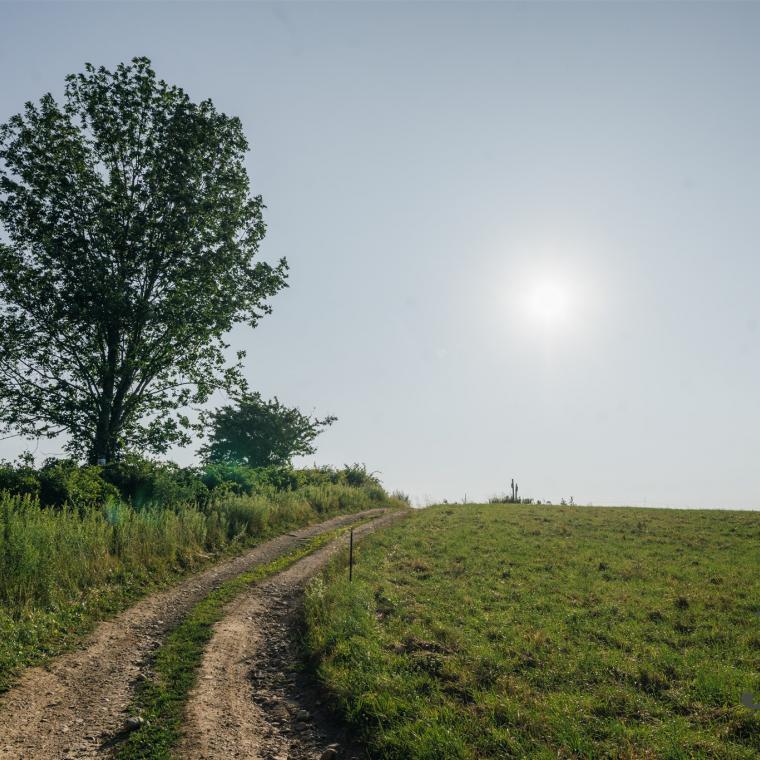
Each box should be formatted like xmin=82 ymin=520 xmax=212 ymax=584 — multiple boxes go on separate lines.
xmin=1 ymin=1 xmax=759 ymax=508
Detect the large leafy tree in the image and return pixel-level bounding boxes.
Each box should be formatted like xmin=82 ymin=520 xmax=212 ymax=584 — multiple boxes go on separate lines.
xmin=0 ymin=58 xmax=287 ymax=463
xmin=201 ymin=392 xmax=336 ymax=468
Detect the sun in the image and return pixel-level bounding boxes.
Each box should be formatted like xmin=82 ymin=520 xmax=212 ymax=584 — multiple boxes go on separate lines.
xmin=524 ymin=277 xmax=572 ymax=329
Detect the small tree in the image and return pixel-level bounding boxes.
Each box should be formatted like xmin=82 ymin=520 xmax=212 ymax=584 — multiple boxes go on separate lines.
xmin=201 ymin=393 xmax=336 ymax=468
xmin=0 ymin=58 xmax=287 ymax=462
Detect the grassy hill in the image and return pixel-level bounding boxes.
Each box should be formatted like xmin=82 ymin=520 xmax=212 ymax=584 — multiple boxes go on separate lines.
xmin=305 ymin=503 xmax=760 ymax=758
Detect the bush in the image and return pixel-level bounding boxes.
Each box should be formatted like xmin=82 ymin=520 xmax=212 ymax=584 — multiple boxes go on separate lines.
xmin=201 ymin=463 xmax=260 ymax=496
xmin=340 ymin=463 xmax=380 ymax=488
xmin=37 ymin=458 xmax=120 ymax=510
xmin=0 ymin=457 xmax=396 ymax=517
xmin=100 ymin=456 xmax=209 ymax=509
xmin=0 ymin=461 xmax=40 ymax=500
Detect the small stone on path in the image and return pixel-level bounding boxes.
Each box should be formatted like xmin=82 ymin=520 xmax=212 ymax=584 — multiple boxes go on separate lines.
xmin=124 ymin=715 xmax=144 ymax=731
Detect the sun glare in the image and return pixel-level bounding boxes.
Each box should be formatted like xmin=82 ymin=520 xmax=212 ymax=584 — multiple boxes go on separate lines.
xmin=524 ymin=278 xmax=572 ymax=329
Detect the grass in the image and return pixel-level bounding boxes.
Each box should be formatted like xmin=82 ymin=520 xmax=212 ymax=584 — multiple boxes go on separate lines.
xmin=0 ymin=483 xmax=395 ymax=692
xmin=305 ymin=503 xmax=760 ymax=759
xmin=115 ymin=526 xmax=350 ymax=760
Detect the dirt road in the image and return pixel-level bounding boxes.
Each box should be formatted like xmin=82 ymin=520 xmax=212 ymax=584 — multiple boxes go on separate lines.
xmin=179 ymin=509 xmax=404 ymax=760
xmin=0 ymin=509 xmax=390 ymax=760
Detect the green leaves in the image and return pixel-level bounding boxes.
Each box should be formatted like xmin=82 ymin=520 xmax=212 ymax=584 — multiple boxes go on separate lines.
xmin=0 ymin=57 xmax=287 ymax=461
xmin=201 ymin=392 xmax=336 ymax=468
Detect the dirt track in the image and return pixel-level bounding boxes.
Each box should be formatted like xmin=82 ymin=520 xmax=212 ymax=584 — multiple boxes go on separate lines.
xmin=0 ymin=508 xmax=389 ymax=760
xmin=178 ymin=509 xmax=405 ymax=760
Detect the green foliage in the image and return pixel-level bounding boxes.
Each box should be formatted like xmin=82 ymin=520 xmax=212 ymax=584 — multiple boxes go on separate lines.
xmin=0 ymin=456 xmax=121 ymax=509
xmin=37 ymin=458 xmax=121 ymax=509
xmin=200 ymin=461 xmax=260 ymax=495
xmin=291 ymin=463 xmax=382 ymax=491
xmin=201 ymin=391 xmax=335 ymax=468
xmin=0 ymin=459 xmax=41 ymax=499
xmin=0 ymin=57 xmax=287 ymax=462
xmin=0 ymin=455 xmax=388 ymax=512
xmin=339 ymin=462 xmax=380 ymax=488
xmin=305 ymin=504 xmax=760 ymax=759
xmin=200 ymin=462 xmax=297 ymax=496
xmin=100 ymin=456 xmax=209 ymax=510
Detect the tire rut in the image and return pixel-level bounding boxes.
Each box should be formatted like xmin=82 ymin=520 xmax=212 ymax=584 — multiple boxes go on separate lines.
xmin=0 ymin=508 xmax=388 ymax=760
xmin=178 ymin=510 xmax=406 ymax=760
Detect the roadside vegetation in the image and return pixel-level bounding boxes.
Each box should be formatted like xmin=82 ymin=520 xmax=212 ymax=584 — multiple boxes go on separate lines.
xmin=0 ymin=458 xmax=399 ymax=692
xmin=305 ymin=503 xmax=760 ymax=758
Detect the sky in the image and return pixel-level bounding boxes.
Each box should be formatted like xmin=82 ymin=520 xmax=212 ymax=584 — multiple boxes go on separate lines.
xmin=1 ymin=1 xmax=759 ymax=509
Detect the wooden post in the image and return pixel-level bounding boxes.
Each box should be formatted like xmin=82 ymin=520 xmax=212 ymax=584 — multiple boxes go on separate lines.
xmin=349 ymin=528 xmax=354 ymax=581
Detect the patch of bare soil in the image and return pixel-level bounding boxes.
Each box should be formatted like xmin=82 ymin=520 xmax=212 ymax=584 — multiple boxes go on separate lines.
xmin=179 ymin=510 xmax=406 ymax=760
xmin=0 ymin=509 xmax=388 ymax=760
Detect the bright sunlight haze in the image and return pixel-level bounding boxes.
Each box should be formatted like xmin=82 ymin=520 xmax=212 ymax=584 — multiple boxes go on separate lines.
xmin=1 ymin=1 xmax=759 ymax=509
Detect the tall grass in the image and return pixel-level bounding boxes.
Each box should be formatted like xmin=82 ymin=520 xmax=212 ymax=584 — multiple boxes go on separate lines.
xmin=0 ymin=483 xmax=399 ymax=691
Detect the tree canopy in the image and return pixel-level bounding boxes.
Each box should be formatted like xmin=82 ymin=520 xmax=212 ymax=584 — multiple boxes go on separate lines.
xmin=0 ymin=57 xmax=287 ymax=462
xmin=201 ymin=392 xmax=336 ymax=468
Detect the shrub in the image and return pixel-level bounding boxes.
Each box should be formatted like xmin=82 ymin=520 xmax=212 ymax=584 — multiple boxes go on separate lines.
xmin=0 ymin=461 xmax=40 ymax=499
xmin=100 ymin=456 xmax=209 ymax=509
xmin=37 ymin=458 xmax=120 ymax=510
xmin=0 ymin=457 xmax=397 ymax=518
xmin=340 ymin=463 xmax=380 ymax=488
xmin=200 ymin=463 xmax=260 ymax=496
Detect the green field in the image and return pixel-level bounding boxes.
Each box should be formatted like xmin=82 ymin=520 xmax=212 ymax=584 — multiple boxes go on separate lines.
xmin=305 ymin=504 xmax=760 ymax=758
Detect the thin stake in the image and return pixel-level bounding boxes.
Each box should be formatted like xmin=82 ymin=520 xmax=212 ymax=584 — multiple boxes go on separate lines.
xmin=349 ymin=527 xmax=354 ymax=582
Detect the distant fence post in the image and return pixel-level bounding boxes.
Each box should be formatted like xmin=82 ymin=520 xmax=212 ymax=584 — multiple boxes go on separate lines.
xmin=349 ymin=528 xmax=354 ymax=582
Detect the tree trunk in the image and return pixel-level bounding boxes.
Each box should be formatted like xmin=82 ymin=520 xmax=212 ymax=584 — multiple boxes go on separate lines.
xmin=91 ymin=328 xmax=120 ymax=465
xmin=91 ymin=405 xmax=115 ymax=465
